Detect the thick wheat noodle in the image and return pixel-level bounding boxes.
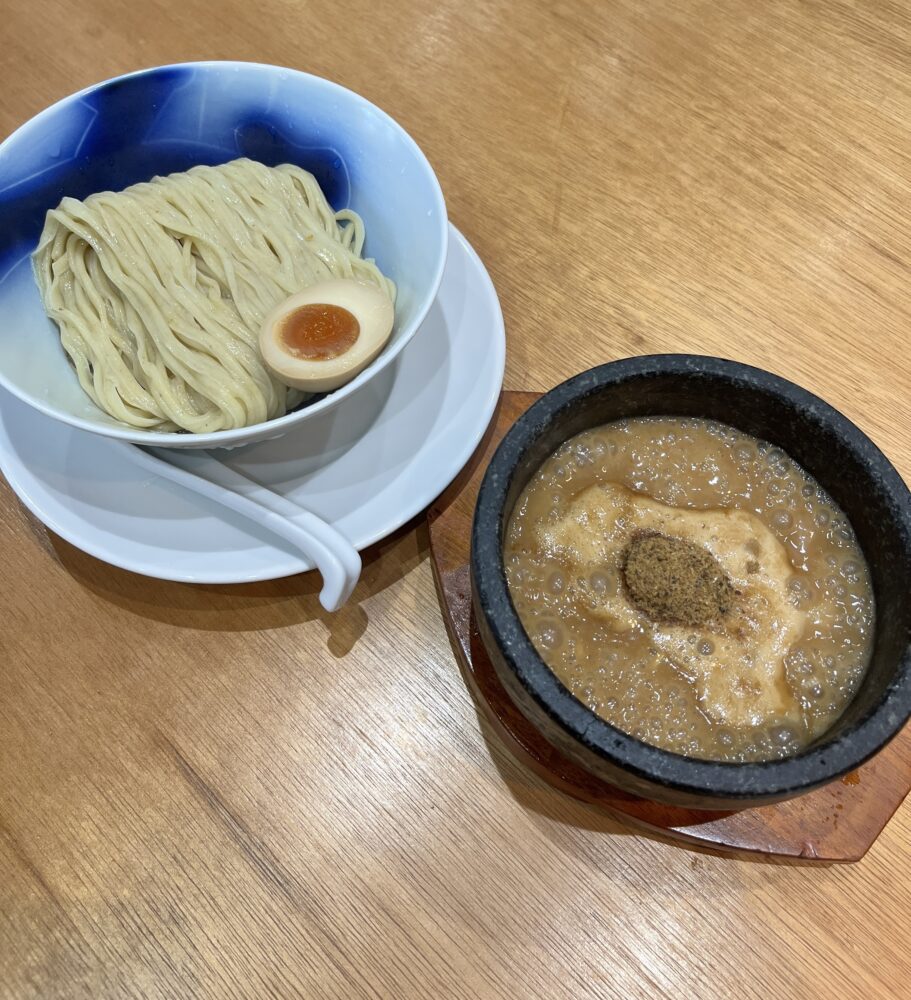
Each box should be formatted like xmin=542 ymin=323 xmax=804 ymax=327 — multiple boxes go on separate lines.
xmin=33 ymin=158 xmax=395 ymax=433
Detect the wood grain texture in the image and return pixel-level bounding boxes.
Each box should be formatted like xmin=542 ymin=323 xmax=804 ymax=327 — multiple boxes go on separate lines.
xmin=428 ymin=391 xmax=911 ymax=863
xmin=2 ymin=1 xmax=911 ymax=998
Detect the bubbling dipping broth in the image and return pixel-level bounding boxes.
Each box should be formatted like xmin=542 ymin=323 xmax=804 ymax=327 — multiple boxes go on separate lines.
xmin=504 ymin=418 xmax=875 ymax=763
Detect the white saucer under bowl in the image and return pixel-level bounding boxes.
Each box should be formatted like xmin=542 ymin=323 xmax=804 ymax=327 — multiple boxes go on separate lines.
xmin=0 ymin=224 xmax=505 ymax=583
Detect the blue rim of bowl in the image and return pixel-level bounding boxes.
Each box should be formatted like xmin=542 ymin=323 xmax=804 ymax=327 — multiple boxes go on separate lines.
xmin=472 ymin=354 xmax=911 ymax=801
xmin=0 ymin=61 xmax=449 ymax=447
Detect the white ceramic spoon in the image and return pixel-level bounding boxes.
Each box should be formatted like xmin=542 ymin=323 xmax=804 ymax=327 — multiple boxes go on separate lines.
xmin=117 ymin=443 xmax=362 ymax=610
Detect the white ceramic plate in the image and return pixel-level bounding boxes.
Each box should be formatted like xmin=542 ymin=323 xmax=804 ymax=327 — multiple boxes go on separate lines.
xmin=0 ymin=225 xmax=505 ymax=583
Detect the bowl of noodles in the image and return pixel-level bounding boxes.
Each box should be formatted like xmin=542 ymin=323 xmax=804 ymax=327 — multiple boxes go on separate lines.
xmin=0 ymin=62 xmax=448 ymax=447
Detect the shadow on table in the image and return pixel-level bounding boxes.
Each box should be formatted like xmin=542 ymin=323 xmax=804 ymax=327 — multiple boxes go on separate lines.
xmin=47 ymin=513 xmax=430 ymax=653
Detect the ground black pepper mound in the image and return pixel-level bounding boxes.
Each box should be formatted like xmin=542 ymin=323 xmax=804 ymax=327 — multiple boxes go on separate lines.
xmin=622 ymin=532 xmax=734 ymax=626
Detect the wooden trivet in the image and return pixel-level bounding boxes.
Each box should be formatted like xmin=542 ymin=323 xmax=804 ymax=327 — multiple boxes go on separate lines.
xmin=427 ymin=391 xmax=911 ymax=862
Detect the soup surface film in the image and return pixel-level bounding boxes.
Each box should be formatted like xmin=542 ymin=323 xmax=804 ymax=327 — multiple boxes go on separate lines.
xmin=504 ymin=417 xmax=874 ymax=762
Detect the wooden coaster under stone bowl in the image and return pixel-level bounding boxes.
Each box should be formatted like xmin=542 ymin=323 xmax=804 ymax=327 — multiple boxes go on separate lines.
xmin=427 ymin=391 xmax=911 ymax=863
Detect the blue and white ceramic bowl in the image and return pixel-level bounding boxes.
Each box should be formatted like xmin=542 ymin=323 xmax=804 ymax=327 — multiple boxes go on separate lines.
xmin=0 ymin=62 xmax=448 ymax=448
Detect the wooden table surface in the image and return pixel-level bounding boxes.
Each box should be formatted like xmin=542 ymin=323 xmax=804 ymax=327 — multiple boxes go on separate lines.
xmin=2 ymin=2 xmax=910 ymax=997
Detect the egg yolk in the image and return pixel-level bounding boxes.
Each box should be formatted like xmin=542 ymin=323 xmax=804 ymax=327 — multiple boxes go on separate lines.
xmin=279 ymin=303 xmax=360 ymax=361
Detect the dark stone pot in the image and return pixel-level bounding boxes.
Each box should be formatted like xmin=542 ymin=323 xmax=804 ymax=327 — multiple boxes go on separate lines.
xmin=471 ymin=356 xmax=911 ymax=809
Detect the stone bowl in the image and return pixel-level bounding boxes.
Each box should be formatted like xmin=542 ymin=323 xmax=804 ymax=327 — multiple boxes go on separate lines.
xmin=471 ymin=355 xmax=911 ymax=809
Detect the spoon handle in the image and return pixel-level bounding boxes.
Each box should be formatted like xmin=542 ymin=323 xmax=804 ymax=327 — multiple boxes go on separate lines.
xmin=124 ymin=444 xmax=361 ymax=611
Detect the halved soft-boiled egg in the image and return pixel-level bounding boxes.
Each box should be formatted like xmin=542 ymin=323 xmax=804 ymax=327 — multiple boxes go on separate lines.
xmin=259 ymin=278 xmax=395 ymax=392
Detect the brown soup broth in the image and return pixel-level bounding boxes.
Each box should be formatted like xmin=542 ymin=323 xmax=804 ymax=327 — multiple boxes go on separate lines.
xmin=504 ymin=417 xmax=875 ymax=763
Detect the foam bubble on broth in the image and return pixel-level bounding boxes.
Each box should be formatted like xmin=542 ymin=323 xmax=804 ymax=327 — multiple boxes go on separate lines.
xmin=503 ymin=417 xmax=875 ymax=763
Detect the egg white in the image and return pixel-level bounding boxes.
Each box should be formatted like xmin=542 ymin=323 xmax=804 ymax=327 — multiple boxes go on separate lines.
xmin=259 ymin=279 xmax=394 ymax=392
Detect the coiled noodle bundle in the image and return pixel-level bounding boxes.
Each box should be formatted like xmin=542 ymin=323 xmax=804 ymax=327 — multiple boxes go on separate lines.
xmin=33 ymin=158 xmax=395 ymax=433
